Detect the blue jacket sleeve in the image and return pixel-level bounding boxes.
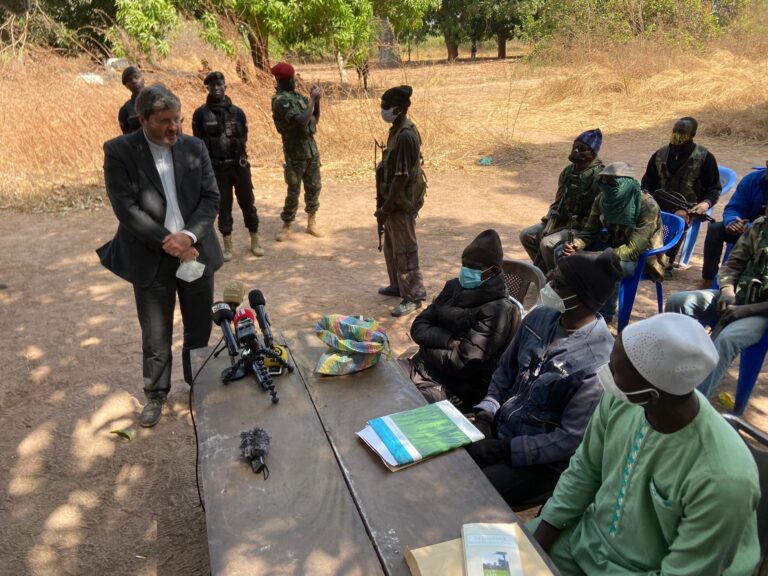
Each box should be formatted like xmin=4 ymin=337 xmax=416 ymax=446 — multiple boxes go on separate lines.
xmin=723 ymin=169 xmax=766 ymax=226
xmin=474 ymin=324 xmax=523 ymax=415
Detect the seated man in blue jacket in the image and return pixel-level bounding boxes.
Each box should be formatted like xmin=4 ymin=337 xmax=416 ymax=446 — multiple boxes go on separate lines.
xmin=701 ymin=164 xmax=767 ymax=287
xmin=409 ymin=229 xmax=520 ymax=410
xmin=466 ymin=249 xmax=622 ymax=507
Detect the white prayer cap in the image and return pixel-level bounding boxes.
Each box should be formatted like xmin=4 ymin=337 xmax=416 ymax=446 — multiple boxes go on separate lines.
xmin=622 ymin=313 xmax=719 ymax=395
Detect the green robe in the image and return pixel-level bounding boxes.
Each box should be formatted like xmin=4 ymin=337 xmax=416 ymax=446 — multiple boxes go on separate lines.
xmin=530 ymin=392 xmax=761 ymax=575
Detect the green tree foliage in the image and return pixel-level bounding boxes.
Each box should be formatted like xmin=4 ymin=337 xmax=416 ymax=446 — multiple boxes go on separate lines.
xmin=114 ymin=0 xmax=179 ymax=57
xmin=374 ymin=0 xmax=438 ymax=37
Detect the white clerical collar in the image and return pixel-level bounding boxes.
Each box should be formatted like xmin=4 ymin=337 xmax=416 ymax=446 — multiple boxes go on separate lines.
xmin=143 ymin=129 xmax=172 ymax=155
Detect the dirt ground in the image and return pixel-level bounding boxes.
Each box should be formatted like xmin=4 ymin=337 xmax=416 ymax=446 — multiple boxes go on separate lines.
xmin=1 ymin=112 xmax=767 ymax=575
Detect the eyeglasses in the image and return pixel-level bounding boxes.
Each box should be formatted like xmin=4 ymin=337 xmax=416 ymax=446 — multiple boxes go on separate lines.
xmin=149 ymin=116 xmax=184 ymax=128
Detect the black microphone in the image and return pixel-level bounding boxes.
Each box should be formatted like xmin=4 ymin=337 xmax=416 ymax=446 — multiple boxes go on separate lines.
xmin=211 ymin=301 xmax=239 ymax=356
xmin=248 ymin=289 xmax=274 ymax=349
xmin=239 ymin=427 xmax=271 ymax=478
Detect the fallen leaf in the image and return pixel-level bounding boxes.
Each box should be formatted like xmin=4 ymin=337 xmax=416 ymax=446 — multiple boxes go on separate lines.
xmin=110 ymin=429 xmax=134 ymax=441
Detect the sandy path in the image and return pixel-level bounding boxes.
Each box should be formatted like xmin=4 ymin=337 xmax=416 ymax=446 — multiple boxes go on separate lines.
xmin=0 ymin=130 xmax=765 ymax=575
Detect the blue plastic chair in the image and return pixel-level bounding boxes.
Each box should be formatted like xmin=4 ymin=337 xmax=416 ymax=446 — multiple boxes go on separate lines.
xmin=678 ymin=165 xmax=738 ymax=267
xmin=617 ymin=212 xmax=686 ymax=332
xmin=733 ymin=328 xmax=768 ymax=415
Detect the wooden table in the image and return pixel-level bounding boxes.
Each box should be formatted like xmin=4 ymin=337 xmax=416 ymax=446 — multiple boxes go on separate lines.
xmin=193 ymin=332 xmax=558 ymax=575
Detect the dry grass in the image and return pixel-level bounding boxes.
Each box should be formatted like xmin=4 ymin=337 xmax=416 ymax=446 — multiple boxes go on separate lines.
xmin=2 ymin=22 xmax=768 ymax=212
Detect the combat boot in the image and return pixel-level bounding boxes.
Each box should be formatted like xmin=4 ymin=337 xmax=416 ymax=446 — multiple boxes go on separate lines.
xmin=222 ymin=235 xmax=233 ymax=262
xmin=275 ymin=222 xmax=292 ymax=242
xmin=306 ymin=212 xmax=324 ymax=237
xmin=250 ymin=232 xmax=265 ymax=256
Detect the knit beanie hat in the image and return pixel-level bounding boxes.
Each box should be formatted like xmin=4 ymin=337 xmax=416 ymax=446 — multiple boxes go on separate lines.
xmin=622 ymin=313 xmax=718 ymax=394
xmin=575 ymin=128 xmax=603 ymax=154
xmin=382 ymin=85 xmax=413 ymax=108
xmin=557 ymin=249 xmax=622 ymax=313
xmin=122 ymin=66 xmax=140 ymax=85
xmin=462 ymin=229 xmax=503 ymax=270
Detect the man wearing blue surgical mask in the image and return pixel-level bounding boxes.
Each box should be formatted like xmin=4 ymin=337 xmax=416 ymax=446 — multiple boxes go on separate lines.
xmin=529 ymin=313 xmax=760 ymax=576
xmin=409 ymin=230 xmax=521 ymax=409
xmin=465 ymin=249 xmax=621 ymax=507
xmin=375 ymin=85 xmax=428 ymax=317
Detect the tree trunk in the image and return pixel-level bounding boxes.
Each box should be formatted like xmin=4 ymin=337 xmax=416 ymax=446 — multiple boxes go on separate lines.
xmin=336 ymin=51 xmax=349 ymax=84
xmin=497 ymin=32 xmax=507 ymax=59
xmin=379 ymin=17 xmax=397 ymax=64
xmin=246 ymin=28 xmax=270 ymax=71
xmin=444 ymin=33 xmax=459 ymax=61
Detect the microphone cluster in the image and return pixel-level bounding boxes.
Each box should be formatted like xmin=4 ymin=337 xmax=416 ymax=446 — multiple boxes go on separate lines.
xmin=210 ymin=282 xmax=293 ymax=404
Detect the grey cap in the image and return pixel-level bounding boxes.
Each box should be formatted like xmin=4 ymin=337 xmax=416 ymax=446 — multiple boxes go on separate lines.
xmin=599 ymin=161 xmax=636 ymax=178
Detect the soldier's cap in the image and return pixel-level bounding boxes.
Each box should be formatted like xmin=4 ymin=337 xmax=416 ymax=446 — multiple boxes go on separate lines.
xmin=121 ymin=66 xmax=140 ymax=85
xmin=204 ymin=71 xmax=225 ymax=86
xmin=270 ymin=62 xmax=295 ymax=80
xmin=382 ymin=85 xmax=413 ymax=108
xmin=599 ymin=161 xmax=635 ymax=179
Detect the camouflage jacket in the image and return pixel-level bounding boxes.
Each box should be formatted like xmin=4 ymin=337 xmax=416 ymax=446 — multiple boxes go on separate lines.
xmin=575 ymin=191 xmax=666 ymax=280
xmin=549 ymin=158 xmax=605 ymax=228
xmin=271 ymin=90 xmax=318 ymax=161
xmin=719 ymin=216 xmax=768 ymax=304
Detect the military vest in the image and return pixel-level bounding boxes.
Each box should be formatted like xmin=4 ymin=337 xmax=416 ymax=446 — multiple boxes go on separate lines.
xmin=654 ymin=143 xmax=708 ymax=203
xmin=123 ymin=99 xmax=141 ymax=133
xmin=557 ymin=160 xmax=604 ymax=226
xmin=736 ymin=219 xmax=768 ymax=305
xmin=199 ymin=102 xmax=246 ymax=163
xmin=271 ymin=91 xmax=318 ymax=160
xmin=380 ymin=118 xmax=427 ymax=214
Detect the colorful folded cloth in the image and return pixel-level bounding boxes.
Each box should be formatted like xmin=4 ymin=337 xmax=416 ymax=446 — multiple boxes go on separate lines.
xmin=315 ymin=315 xmax=390 ymax=375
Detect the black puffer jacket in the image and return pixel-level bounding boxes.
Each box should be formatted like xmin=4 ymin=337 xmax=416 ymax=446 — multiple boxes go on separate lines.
xmin=410 ymin=274 xmax=521 ymax=407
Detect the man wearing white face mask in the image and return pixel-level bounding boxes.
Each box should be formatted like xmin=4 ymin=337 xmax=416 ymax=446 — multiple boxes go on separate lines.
xmin=465 ymin=249 xmax=621 ymax=507
xmin=375 ymin=85 xmax=428 ymax=317
xmin=409 ymin=230 xmax=520 ymax=409
xmin=530 ymin=313 xmax=761 ymax=575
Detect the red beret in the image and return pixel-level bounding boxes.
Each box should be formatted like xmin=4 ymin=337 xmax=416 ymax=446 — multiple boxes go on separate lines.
xmin=270 ymin=62 xmax=295 ymax=80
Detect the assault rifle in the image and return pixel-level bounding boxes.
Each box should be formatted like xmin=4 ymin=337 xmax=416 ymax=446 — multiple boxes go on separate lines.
xmin=374 ymin=139 xmax=386 ymax=251
xmin=532 ymin=207 xmax=560 ymax=269
xmin=650 ymin=188 xmax=715 ymax=223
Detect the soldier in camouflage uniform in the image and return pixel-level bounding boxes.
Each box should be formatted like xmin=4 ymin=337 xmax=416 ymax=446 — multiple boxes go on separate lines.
xmin=192 ymin=71 xmax=262 ymax=260
xmin=520 ymin=129 xmax=604 ymax=273
xmin=118 ymin=66 xmax=144 ymax=134
xmin=559 ymin=162 xmax=664 ymax=322
xmin=270 ymin=62 xmax=323 ymax=241
xmin=667 ymin=214 xmax=768 ymax=399
xmin=641 ymin=117 xmax=721 ymax=271
xmin=375 ymin=85 xmax=428 ymax=317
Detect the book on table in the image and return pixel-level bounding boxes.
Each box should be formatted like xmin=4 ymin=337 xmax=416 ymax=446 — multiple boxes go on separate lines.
xmin=356 ymin=399 xmax=484 ymax=471
xmin=405 ymin=523 xmax=554 ymax=576
xmin=462 ymin=523 xmax=523 ymax=576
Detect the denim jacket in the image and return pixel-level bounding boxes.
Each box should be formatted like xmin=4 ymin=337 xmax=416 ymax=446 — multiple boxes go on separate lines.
xmin=475 ymin=306 xmax=613 ymax=470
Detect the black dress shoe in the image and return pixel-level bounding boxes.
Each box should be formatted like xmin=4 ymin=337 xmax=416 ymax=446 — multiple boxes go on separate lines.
xmin=378 ymin=285 xmax=400 ymax=297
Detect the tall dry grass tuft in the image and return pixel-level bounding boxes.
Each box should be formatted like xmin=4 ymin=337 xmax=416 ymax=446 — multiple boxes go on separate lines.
xmin=3 ymin=15 xmax=768 ymax=212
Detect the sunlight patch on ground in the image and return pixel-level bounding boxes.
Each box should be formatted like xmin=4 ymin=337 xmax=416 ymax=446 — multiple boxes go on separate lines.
xmin=22 ymin=345 xmax=44 ymax=360
xmin=10 ymin=422 xmax=54 ymax=496
xmin=71 ymin=393 xmax=135 ymax=472
xmin=79 ymin=336 xmax=101 ymax=348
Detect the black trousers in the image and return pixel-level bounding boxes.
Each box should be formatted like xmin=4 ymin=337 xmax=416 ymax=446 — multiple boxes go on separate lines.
xmin=702 ymin=221 xmax=743 ymax=280
xmin=480 ymin=461 xmax=561 ymax=508
xmin=214 ymin=163 xmax=259 ymax=235
xmin=133 ymin=256 xmax=214 ymax=400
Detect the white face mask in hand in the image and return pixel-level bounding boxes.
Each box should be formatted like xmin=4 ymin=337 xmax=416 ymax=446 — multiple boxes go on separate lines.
xmin=176 ymin=259 xmax=205 ymax=283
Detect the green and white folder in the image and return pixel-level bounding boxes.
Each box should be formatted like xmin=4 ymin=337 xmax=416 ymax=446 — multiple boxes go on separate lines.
xmin=357 ymin=400 xmax=484 ymax=471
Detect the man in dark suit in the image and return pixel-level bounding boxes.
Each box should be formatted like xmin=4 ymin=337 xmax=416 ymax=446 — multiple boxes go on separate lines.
xmin=98 ymin=83 xmax=223 ymax=427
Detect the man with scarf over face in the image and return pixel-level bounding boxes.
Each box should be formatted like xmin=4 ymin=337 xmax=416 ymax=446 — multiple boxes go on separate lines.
xmin=641 ymin=117 xmax=721 ymax=269
xmin=559 ymin=162 xmax=664 ymax=322
xmin=409 ymin=230 xmax=520 ymax=409
xmin=192 ymin=71 xmax=262 ymax=260
xmin=375 ymin=85 xmax=428 ymax=317
xmin=519 ymin=129 xmax=604 ymax=274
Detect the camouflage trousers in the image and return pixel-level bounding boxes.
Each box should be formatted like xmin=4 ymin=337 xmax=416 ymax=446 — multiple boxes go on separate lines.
xmin=383 ymin=211 xmax=427 ymax=303
xmin=280 ymin=156 xmax=321 ymax=222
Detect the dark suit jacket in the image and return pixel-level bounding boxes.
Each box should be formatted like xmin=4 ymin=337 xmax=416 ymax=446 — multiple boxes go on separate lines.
xmin=97 ymin=130 xmax=223 ymax=288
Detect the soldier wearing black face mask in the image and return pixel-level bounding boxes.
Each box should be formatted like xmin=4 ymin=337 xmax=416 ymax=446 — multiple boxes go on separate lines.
xmin=192 ymin=71 xmax=262 ymax=260
xmin=519 ymin=129 xmax=604 ymax=274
